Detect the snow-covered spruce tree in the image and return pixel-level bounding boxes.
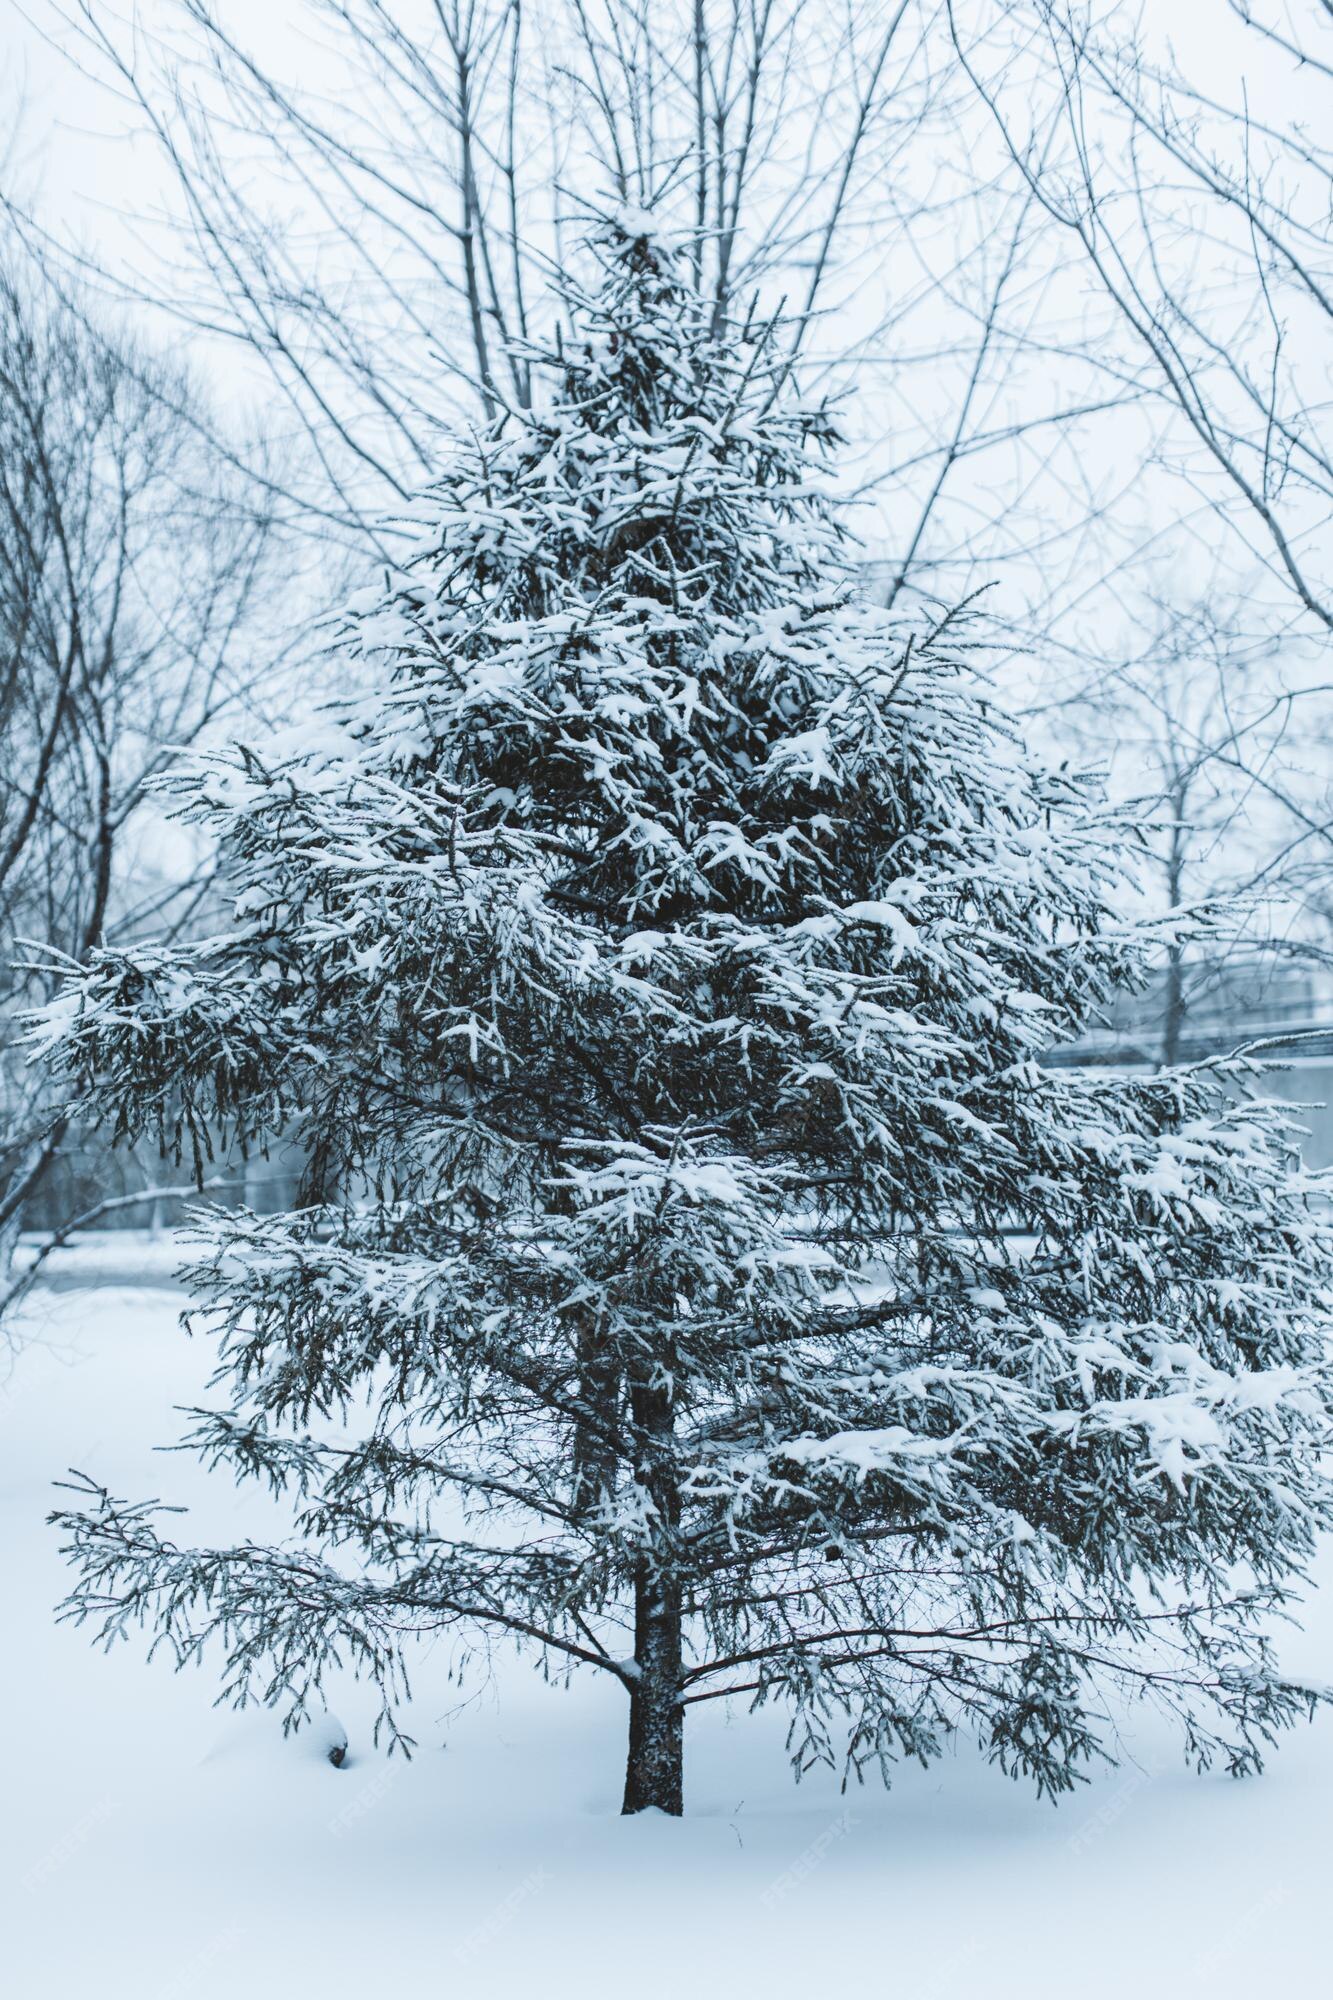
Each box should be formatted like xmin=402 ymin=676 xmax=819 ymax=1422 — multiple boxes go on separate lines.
xmin=38 ymin=212 xmax=1333 ymax=1817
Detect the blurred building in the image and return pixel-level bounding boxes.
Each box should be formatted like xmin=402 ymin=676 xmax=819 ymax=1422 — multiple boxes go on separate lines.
xmin=1047 ymin=955 xmax=1333 ymax=1167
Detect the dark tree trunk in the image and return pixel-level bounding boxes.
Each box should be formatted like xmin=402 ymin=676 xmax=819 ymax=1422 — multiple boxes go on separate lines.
xmin=621 ymin=1568 xmax=684 ymax=1814
xmin=621 ymin=1369 xmax=683 ymax=1815
xmin=1162 ymin=939 xmax=1185 ymax=1068
xmin=571 ymin=1310 xmax=621 ymax=1519
xmin=1161 ymin=776 xmax=1187 ymax=1068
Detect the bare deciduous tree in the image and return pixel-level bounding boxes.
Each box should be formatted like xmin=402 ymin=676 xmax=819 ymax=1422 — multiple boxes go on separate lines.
xmin=0 ymin=242 xmax=280 ymax=1316
xmin=36 ymin=0 xmax=934 ymax=549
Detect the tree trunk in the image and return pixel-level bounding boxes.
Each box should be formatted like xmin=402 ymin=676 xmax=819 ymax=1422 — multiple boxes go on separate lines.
xmin=621 ymin=1370 xmax=683 ymax=1816
xmin=571 ymin=1309 xmax=621 ymax=1519
xmin=1161 ymin=778 xmax=1187 ymax=1068
xmin=621 ymin=1567 xmax=684 ymax=1815
xmin=0 ymin=1202 xmax=19 ymax=1289
xmin=1162 ymin=940 xmax=1185 ymax=1068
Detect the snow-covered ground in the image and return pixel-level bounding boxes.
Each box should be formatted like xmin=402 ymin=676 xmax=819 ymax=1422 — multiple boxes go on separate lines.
xmin=4 ymin=1268 xmax=1331 ymax=2000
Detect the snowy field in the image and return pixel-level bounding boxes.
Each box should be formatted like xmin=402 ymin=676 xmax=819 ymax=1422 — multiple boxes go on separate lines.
xmin=4 ymin=1267 xmax=1331 ymax=2000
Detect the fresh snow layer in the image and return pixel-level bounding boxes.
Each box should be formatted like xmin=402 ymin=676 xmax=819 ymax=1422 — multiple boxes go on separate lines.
xmin=4 ymin=1271 xmax=1331 ymax=2000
